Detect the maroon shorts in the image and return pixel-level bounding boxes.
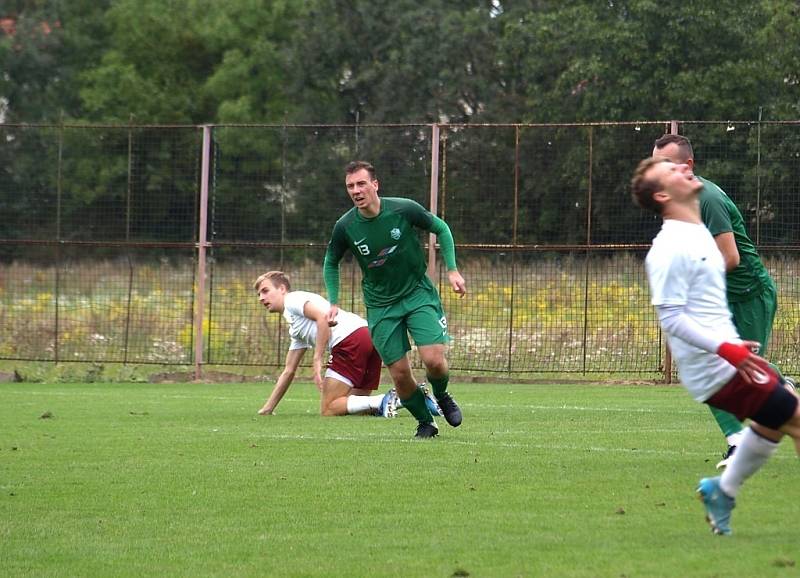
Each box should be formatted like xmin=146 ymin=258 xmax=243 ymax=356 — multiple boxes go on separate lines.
xmin=706 ymin=359 xmax=798 ymax=429
xmin=327 ymin=326 xmax=382 ymax=391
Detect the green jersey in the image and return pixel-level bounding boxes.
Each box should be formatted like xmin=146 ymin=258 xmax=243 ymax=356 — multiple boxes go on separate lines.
xmin=698 ymin=176 xmax=772 ymax=302
xmin=325 ymin=197 xmax=435 ymax=307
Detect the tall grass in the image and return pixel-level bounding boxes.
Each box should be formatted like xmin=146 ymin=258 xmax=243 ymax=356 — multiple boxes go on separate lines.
xmin=1 ymin=254 xmax=799 ymax=376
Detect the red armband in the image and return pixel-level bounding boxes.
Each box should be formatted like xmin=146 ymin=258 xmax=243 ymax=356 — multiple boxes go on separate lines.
xmin=717 ymin=342 xmax=750 ymax=367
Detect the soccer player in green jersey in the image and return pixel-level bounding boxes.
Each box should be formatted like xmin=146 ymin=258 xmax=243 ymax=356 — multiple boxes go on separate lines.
xmin=323 ymin=160 xmax=467 ymax=438
xmin=653 ymin=134 xmax=791 ymax=468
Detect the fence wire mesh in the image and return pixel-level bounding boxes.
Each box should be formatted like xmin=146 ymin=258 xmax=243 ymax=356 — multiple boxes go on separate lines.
xmin=2 ymin=121 xmax=799 ymax=379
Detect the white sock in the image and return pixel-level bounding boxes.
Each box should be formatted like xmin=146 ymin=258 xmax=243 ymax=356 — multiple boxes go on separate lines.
xmin=720 ymin=427 xmax=779 ymax=497
xmin=367 ymin=394 xmax=384 ymax=410
xmin=726 ymin=431 xmax=744 ymax=447
xmin=345 ymin=395 xmax=384 ymax=414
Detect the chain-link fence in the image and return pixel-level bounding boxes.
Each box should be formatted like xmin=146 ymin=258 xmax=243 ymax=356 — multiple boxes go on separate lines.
xmin=2 ymin=121 xmax=799 ymax=379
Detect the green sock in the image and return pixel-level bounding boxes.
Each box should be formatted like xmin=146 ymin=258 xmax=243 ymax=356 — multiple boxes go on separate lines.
xmin=401 ymin=388 xmax=433 ymax=423
xmin=426 ymin=373 xmax=449 ymax=398
xmin=708 ymin=405 xmax=744 ymax=438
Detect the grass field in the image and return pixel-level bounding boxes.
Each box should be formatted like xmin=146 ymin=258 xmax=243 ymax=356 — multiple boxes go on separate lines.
xmin=1 ymin=381 xmax=798 ymax=577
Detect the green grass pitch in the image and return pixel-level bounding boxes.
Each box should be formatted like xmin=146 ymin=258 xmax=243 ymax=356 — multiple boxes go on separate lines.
xmin=1 ymin=382 xmax=797 ymax=577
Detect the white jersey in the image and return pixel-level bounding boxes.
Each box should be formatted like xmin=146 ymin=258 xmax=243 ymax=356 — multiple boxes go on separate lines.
xmin=282 ymin=291 xmax=368 ymax=351
xmin=645 ymin=220 xmax=739 ymax=401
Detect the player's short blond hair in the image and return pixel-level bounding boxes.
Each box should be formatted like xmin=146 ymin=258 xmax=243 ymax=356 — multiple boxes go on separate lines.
xmin=253 ymin=271 xmax=291 ymax=293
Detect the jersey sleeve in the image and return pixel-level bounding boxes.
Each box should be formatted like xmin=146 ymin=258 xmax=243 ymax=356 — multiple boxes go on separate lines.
xmin=283 ymin=293 xmax=314 ymax=350
xmin=323 ymin=221 xmax=349 ymax=305
xmin=429 ymin=215 xmax=458 ymax=271
xmin=700 ymin=185 xmax=733 ymax=237
xmin=656 ymin=304 xmax=724 ymax=353
xmin=283 ymin=292 xmax=308 ymax=318
xmin=396 ymin=198 xmax=458 ymax=269
xmin=646 ymin=248 xmax=690 ymax=307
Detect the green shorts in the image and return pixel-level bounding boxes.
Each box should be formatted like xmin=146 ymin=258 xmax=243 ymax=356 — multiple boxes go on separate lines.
xmin=367 ymin=278 xmax=450 ymax=366
xmin=729 ymin=278 xmax=777 ymax=355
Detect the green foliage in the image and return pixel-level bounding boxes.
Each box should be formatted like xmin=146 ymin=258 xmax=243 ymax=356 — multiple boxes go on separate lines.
xmin=0 ymin=5 xmax=66 ymax=122
xmin=757 ymin=0 xmax=800 ymax=117
xmin=77 ymin=0 xmax=298 ymax=123
xmin=494 ymin=1 xmax=786 ymax=122
xmin=3 ymin=2 xmax=800 ymax=350
xmin=0 ymin=0 xmax=111 ymax=122
xmin=3 ymin=0 xmax=800 ymax=123
xmin=2 ymin=381 xmax=799 ymax=576
xmin=286 ymin=0 xmax=800 ymax=124
xmin=287 ymin=0 xmax=507 ymax=123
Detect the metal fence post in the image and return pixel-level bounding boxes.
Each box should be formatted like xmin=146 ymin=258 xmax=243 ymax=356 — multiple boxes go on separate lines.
xmin=55 ymin=122 xmax=64 ymax=364
xmin=582 ymin=127 xmax=593 ymax=375
xmin=427 ymin=124 xmax=440 ymax=278
xmin=507 ymin=126 xmax=520 ymax=374
xmin=194 ymin=125 xmax=212 ymax=380
xmin=662 ymin=121 xmax=680 ymax=383
xmin=756 ymin=107 xmax=763 ymax=246
xmin=123 ymin=120 xmax=134 ymax=364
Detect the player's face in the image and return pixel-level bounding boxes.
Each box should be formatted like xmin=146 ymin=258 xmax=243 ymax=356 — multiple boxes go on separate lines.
xmin=345 ymin=169 xmax=379 ymax=212
xmin=650 ymin=161 xmax=702 ymax=200
xmin=257 ymin=279 xmax=284 ymax=313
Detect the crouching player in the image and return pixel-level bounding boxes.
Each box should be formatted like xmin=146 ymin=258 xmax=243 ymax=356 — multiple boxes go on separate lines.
xmin=254 ymin=271 xmax=396 ymax=417
xmin=631 ymin=157 xmax=800 ymax=535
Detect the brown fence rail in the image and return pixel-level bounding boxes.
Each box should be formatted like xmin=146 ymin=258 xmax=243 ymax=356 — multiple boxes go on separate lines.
xmin=2 ymin=121 xmax=799 ymax=380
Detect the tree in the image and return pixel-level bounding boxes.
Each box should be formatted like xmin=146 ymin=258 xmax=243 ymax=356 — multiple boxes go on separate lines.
xmin=287 ymin=0 xmax=508 ymax=123
xmin=78 ymin=0 xmax=298 ymax=124
xmin=0 ymin=0 xmax=111 ymax=122
xmin=494 ymin=1 xmax=799 ymax=123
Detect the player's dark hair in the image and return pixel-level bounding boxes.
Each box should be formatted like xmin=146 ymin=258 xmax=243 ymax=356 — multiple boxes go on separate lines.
xmin=653 ymin=134 xmax=693 ymax=162
xmin=631 ymin=157 xmax=667 ymax=215
xmin=253 ymin=271 xmax=291 ymax=292
xmin=345 ymin=160 xmax=377 ymax=180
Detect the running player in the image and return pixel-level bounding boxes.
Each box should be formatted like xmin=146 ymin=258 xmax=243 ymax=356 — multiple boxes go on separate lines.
xmin=323 ymin=161 xmax=466 ymax=438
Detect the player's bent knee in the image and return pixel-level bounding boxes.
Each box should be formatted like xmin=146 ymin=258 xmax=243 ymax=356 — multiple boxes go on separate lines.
xmin=424 ymin=359 xmax=447 ymax=374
